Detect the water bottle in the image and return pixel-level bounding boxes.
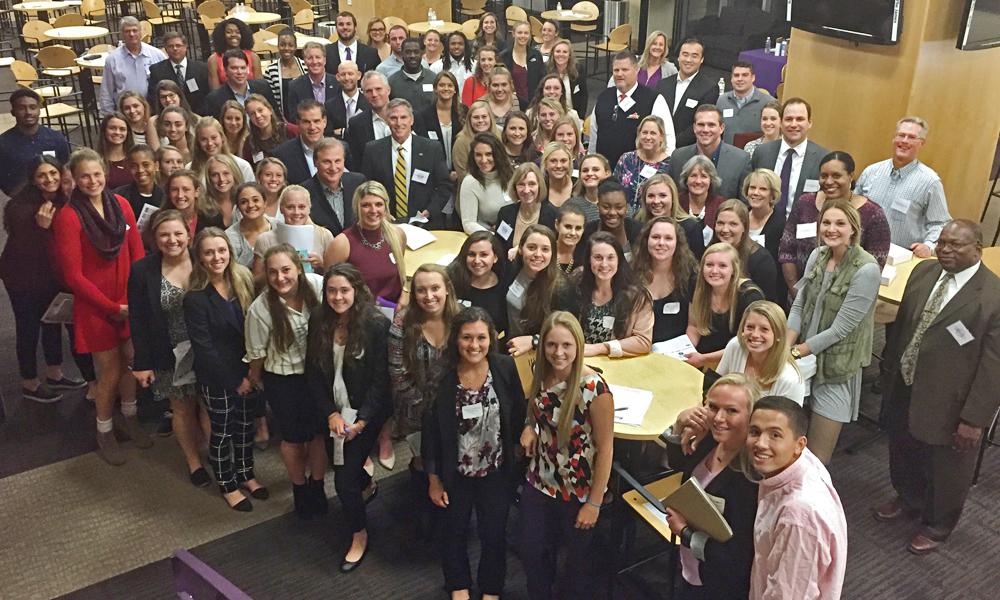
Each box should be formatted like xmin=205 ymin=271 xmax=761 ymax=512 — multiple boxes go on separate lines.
xmin=780 ymin=40 xmax=788 ymax=56
xmin=718 ymin=78 xmax=725 ymax=96
xmin=765 ymin=36 xmax=772 ymax=52
xmin=427 ymin=8 xmax=434 ymax=22
xmin=557 ymin=2 xmax=563 ymax=11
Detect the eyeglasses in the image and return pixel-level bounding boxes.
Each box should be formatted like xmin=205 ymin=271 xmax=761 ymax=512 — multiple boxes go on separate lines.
xmin=935 ymin=239 xmax=977 ymax=251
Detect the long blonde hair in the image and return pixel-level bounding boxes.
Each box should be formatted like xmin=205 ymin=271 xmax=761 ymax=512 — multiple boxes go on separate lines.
xmin=690 ymin=242 xmax=743 ymax=336
xmin=351 ymin=181 xmax=406 ymax=287
xmin=190 ymin=116 xmax=233 ymax=175
xmin=188 ymin=227 xmax=256 ymax=312
xmin=736 ymin=301 xmax=798 ymax=388
xmin=530 ymin=311 xmax=587 ymax=447
xmin=204 ymin=153 xmax=245 ymax=206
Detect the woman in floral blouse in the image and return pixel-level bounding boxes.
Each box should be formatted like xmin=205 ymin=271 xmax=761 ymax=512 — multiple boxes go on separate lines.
xmin=614 ymin=116 xmax=672 ymax=217
xmin=519 ymin=311 xmax=614 ymax=600
xmin=422 ymin=307 xmax=525 ymax=600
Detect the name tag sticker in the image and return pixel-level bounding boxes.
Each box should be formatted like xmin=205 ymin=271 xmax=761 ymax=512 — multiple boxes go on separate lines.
xmin=573 ymin=84 xmax=581 ymax=94
xmin=663 ymin=302 xmax=681 ymax=315
xmin=947 ymin=321 xmax=974 ymax=346
xmin=796 ymin=222 xmax=817 ymax=239
xmin=803 ymin=179 xmax=820 ymax=193
xmin=749 ymin=233 xmax=765 ymax=245
xmin=639 ymin=164 xmax=658 ymax=179
xmin=43 ymin=150 xmax=56 ymax=157
xmin=685 ymin=98 xmax=699 ymax=109
xmin=618 ymin=96 xmax=636 ymax=112
xmin=252 ymin=151 xmax=264 ymax=163
xmin=572 ymin=169 xmax=579 ymax=179
xmin=186 ymin=78 xmax=199 ymax=92
xmin=462 ymin=403 xmax=484 ymax=419
xmin=508 ymin=278 xmax=525 ymax=298
xmin=602 ymin=316 xmax=615 ymax=329
xmin=497 ymin=221 xmax=513 ymax=240
xmin=422 ymin=83 xmax=434 ymax=92
xmin=412 ymin=169 xmax=429 ymax=184
xmin=459 ymin=299 xmax=472 ymax=307
xmin=722 ymin=108 xmax=734 ymax=118
xmin=428 ymin=131 xmax=439 ymax=140
xmin=389 ymin=253 xmax=397 ymax=264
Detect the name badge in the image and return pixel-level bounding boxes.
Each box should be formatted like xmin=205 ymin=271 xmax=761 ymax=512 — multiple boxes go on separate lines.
xmin=412 ymin=169 xmax=429 ymax=184
xmin=722 ymin=108 xmax=734 ymax=118
xmin=796 ymin=222 xmax=817 ymax=239
xmin=749 ymin=233 xmax=766 ymax=246
xmin=571 ymin=169 xmax=579 ymax=179
xmin=186 ymin=78 xmax=199 ymax=92
xmin=462 ymin=403 xmax=484 ymax=419
xmin=252 ymin=151 xmax=264 ymax=163
xmin=459 ymin=299 xmax=472 ymax=307
xmin=43 ymin=150 xmax=56 ymax=157
xmin=389 ymin=253 xmax=397 ymax=264
xmin=602 ymin=316 xmax=615 ymax=329
xmin=508 ymin=278 xmax=525 ymax=298
xmin=618 ymin=96 xmax=636 ymax=112
xmin=663 ymin=302 xmax=680 ymax=315
xmin=428 ymin=131 xmax=439 ymax=140
xmin=497 ymin=221 xmax=513 ymax=240
xmin=573 ymin=84 xmax=581 ymax=94
xmin=422 ymin=83 xmax=434 ymax=92
xmin=947 ymin=321 xmax=974 ymax=346
xmin=803 ymin=179 xmax=820 ymax=193
xmin=639 ymin=164 xmax=658 ymax=179
xmin=685 ymin=98 xmax=699 ymax=109
xmin=702 ymin=225 xmax=713 ymax=246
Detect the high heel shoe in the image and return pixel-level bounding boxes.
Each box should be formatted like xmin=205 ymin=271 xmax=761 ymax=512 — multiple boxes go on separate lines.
xmin=240 ymin=482 xmax=270 ymax=500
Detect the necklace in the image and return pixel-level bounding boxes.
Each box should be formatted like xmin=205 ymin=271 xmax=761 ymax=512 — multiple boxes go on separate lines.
xmin=359 ymin=226 xmax=385 ymax=250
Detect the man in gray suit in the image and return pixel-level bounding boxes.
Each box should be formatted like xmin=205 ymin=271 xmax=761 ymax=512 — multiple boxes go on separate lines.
xmin=669 ymin=105 xmax=751 ymax=201
xmin=875 ymin=220 xmax=1000 ymax=555
xmin=749 ymin=97 xmax=827 ymax=216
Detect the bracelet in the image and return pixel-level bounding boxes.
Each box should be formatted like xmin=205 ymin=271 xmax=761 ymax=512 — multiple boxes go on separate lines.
xmin=586 ymin=499 xmax=602 ymax=509
xmin=532 ymin=334 xmax=540 ymax=349
xmin=680 ymin=526 xmax=694 ymax=547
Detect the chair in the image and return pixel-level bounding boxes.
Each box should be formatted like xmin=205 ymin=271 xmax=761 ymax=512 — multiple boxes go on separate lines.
xmin=529 ymin=15 xmax=543 ymax=44
xmin=265 ymin=23 xmax=288 ymax=34
xmin=589 ymin=23 xmax=631 ymax=81
xmin=143 ymin=0 xmax=179 ymax=40
xmin=52 ymin=12 xmax=85 ymax=28
xmin=458 ymin=0 xmax=486 ymax=23
xmin=253 ymin=29 xmax=277 ymax=59
xmin=22 ymin=20 xmax=53 ymax=55
xmin=505 ymin=6 xmax=527 ymax=32
xmin=569 ymin=1 xmax=600 ymax=63
xmin=973 ymin=407 xmax=1000 ymax=485
xmin=286 ymin=0 xmax=313 ymax=20
xmin=293 ymin=8 xmax=313 ymax=34
xmin=10 ymin=60 xmax=74 ymax=100
xmin=36 ymin=44 xmax=81 ymax=78
xmin=81 ymin=0 xmax=108 ymax=26
xmin=461 ymin=19 xmax=479 ymax=40
xmin=197 ymin=0 xmax=226 ymax=19
xmin=140 ymin=20 xmax=153 ymax=43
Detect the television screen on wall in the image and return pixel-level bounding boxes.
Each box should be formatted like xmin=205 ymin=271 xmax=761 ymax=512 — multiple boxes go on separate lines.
xmin=958 ymin=0 xmax=1000 ymax=50
xmin=787 ymin=0 xmax=903 ymax=45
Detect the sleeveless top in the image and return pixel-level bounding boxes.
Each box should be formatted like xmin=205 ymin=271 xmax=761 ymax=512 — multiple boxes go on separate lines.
xmin=344 ymin=225 xmax=402 ymax=302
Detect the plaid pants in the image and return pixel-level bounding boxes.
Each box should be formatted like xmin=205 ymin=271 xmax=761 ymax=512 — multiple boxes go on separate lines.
xmin=202 ymin=386 xmax=260 ymax=493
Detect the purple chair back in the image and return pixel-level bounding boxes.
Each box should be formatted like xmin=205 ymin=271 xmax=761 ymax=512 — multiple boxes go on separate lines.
xmin=172 ymin=549 xmax=252 ymax=600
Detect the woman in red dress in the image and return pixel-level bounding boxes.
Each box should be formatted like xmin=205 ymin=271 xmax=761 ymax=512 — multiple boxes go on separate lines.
xmin=53 ymin=149 xmax=147 ymax=465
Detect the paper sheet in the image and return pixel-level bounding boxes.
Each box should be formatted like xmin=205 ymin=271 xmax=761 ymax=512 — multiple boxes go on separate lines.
xmin=652 ymin=334 xmax=696 ymax=361
xmin=398 ymin=223 xmax=437 ymax=250
xmin=608 ymin=384 xmax=653 ymax=426
xmin=435 ymin=252 xmax=457 ymax=266
xmin=275 ymin=222 xmax=313 ymax=251
xmin=886 ymin=243 xmax=914 ymax=266
xmin=136 ymin=203 xmax=159 ymax=232
xmin=40 ymin=292 xmax=74 ymax=324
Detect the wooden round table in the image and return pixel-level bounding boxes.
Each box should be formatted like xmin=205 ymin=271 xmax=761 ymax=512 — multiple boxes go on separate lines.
xmin=13 ymin=1 xmax=81 ymax=12
xmin=540 ymin=9 xmax=595 ymax=23
xmin=44 ymin=25 xmax=109 ymax=42
xmin=408 ymin=21 xmax=463 ymax=35
xmin=878 ymin=246 xmax=1000 ymax=305
xmin=229 ymin=10 xmax=281 ymax=26
xmin=265 ymin=32 xmax=331 ymax=49
xmin=404 ymin=230 xmax=468 ymax=277
xmin=589 ymin=353 xmax=704 ymax=441
xmin=75 ymin=51 xmax=108 ymax=69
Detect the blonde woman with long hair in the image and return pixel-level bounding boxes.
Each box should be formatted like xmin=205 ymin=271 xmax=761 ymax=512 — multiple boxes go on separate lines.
xmin=519 ymin=311 xmax=614 ymax=600
xmin=636 ymin=30 xmax=677 ymax=87
xmin=204 ymin=154 xmax=245 ymax=227
xmin=685 ymin=242 xmax=764 ymax=369
xmin=717 ymin=300 xmax=804 ymax=403
xmin=189 ymin=116 xmax=255 ymax=183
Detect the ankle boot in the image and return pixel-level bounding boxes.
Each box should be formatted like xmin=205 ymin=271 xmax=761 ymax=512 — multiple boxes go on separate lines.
xmin=293 ymin=483 xmax=311 ymax=519
xmin=310 ymin=478 xmax=329 ymax=517
xmin=96 ymin=430 xmax=126 ymax=466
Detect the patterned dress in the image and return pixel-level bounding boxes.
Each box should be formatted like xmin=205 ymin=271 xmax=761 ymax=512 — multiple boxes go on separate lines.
xmin=151 ymin=276 xmax=197 ymax=402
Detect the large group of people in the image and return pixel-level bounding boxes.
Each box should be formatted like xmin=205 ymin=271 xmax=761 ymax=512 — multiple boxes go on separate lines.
xmin=2 ymin=8 xmax=998 ymax=600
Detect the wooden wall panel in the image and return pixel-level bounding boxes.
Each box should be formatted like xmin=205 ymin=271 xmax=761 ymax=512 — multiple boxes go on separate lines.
xmin=341 ymin=0 xmax=452 ymax=32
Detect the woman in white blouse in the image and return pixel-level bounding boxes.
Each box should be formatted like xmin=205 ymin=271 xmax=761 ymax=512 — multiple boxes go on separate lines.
xmin=717 ymin=300 xmax=805 ymax=404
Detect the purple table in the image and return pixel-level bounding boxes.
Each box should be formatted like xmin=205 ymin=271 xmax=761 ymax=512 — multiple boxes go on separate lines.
xmin=738 ymin=48 xmax=788 ymax=96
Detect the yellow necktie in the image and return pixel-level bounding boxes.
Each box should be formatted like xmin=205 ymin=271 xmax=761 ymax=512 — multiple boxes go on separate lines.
xmin=394 ymin=145 xmax=408 ymax=220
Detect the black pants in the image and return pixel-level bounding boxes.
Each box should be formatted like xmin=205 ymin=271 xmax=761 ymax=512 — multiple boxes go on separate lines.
xmin=203 ymin=385 xmax=260 ymax=494
xmin=440 ymin=470 xmax=510 ymax=595
xmin=518 ymin=484 xmax=597 ymax=600
xmin=8 ymin=288 xmax=95 ymax=381
xmin=333 ymin=416 xmax=383 ymax=533
xmin=885 ymin=375 xmax=978 ymax=540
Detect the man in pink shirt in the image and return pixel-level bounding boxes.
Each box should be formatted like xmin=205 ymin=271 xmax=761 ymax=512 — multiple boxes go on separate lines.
xmin=747 ymin=396 xmax=848 ymax=600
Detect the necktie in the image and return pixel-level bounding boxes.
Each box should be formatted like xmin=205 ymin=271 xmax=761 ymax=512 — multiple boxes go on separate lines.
xmin=394 ymin=145 xmax=408 ymax=219
xmin=619 ymin=92 xmax=626 ymax=103
xmin=347 ymin=97 xmax=355 ymax=118
xmin=345 ymin=46 xmax=352 ymax=61
xmin=776 ymin=148 xmax=794 ymax=217
xmin=175 ymin=63 xmax=184 ymax=85
xmin=900 ymin=273 xmax=955 ymax=386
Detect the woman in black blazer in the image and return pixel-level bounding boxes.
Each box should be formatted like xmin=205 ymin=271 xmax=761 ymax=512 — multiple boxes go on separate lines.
xmin=183 ymin=227 xmax=267 ymax=511
xmin=415 ymin=71 xmax=466 ymax=177
xmin=128 ymin=209 xmax=210 ymax=486
xmin=664 ymin=373 xmax=759 ymax=600
xmin=305 ymin=263 xmax=392 ymax=573
xmin=423 ymin=306 xmax=526 ymax=600
xmin=499 ymin=21 xmax=545 ymax=111
xmin=495 ymin=162 xmax=559 ymax=257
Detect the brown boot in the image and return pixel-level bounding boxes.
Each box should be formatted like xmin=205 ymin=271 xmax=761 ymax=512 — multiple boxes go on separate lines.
xmin=116 ymin=414 xmax=153 ymax=449
xmin=96 ymin=430 xmax=126 ymax=466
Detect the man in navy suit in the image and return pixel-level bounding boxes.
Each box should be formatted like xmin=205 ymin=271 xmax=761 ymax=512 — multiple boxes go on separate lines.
xmin=325 ymin=11 xmax=381 ymax=75
xmin=201 ymin=49 xmax=277 ymax=120
xmin=656 ymin=38 xmax=720 ymax=148
xmin=272 ymin=100 xmax=328 ymax=185
xmin=360 ymin=98 xmax=452 ymax=228
xmin=324 ymin=61 xmax=368 ymax=139
xmin=302 ymin=139 xmax=366 ymax=236
xmin=147 ymin=32 xmax=209 ymax=115
xmin=285 ymin=42 xmax=341 ymax=124
xmin=346 ymin=71 xmax=392 ymax=171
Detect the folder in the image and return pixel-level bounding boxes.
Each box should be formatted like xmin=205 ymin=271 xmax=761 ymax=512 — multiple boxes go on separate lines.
xmin=661 ymin=477 xmax=733 ymax=542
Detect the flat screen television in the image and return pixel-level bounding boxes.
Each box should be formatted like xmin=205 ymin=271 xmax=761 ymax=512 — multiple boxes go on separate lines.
xmin=786 ymin=0 xmax=903 ymax=45
xmin=958 ymin=0 xmax=1000 ymax=50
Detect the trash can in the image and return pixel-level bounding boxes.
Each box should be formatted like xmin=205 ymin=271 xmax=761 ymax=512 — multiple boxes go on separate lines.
xmin=603 ymin=0 xmax=629 ymax=38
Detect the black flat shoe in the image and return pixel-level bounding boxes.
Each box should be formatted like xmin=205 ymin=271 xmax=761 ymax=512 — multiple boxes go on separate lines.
xmin=189 ymin=467 xmax=211 ymax=488
xmin=340 ymin=546 xmax=367 ymax=572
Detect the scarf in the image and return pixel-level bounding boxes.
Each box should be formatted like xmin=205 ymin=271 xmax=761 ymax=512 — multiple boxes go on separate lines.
xmin=70 ymin=188 xmax=126 ymax=261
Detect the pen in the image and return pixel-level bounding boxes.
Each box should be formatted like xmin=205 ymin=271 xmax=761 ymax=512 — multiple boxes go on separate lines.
xmin=615 ymin=407 xmax=628 ymax=411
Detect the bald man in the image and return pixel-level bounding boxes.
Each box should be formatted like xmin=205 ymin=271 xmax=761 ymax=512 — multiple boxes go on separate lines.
xmin=324 ymin=60 xmax=369 ymax=139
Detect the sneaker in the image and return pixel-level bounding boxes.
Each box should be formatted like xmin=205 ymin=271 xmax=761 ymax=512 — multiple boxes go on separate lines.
xmin=46 ymin=376 xmax=88 ymax=390
xmin=116 ymin=414 xmax=153 ymax=449
xmin=23 ymin=386 xmax=62 ymax=403
xmin=96 ymin=430 xmax=126 ymax=466
xmin=156 ymin=410 xmax=173 ymax=437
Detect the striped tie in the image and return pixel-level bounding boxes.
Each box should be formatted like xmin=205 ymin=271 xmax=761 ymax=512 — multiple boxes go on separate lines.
xmin=394 ymin=145 xmax=408 ymax=220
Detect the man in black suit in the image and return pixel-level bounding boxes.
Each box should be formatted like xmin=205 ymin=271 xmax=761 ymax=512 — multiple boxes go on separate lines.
xmin=324 ymin=61 xmax=368 ymax=139
xmin=749 ymin=97 xmax=828 ymax=217
xmin=325 ymin=11 xmax=381 ymax=75
xmin=360 ymin=98 xmax=453 ymax=228
xmin=302 ymin=138 xmax=366 ymax=236
xmin=656 ymin=38 xmax=720 ymax=148
xmin=201 ymin=49 xmax=277 ymax=120
xmin=346 ymin=71 xmax=392 ymax=171
xmin=272 ymin=100 xmax=328 ymax=185
xmin=669 ymin=105 xmax=752 ymax=201
xmin=388 ymin=38 xmax=436 ymax=113
xmin=147 ymin=32 xmax=209 ymax=115
xmin=285 ymin=41 xmax=341 ymax=124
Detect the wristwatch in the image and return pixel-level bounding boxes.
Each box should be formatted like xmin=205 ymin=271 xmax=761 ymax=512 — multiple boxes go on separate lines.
xmin=790 ymin=346 xmax=802 ymax=359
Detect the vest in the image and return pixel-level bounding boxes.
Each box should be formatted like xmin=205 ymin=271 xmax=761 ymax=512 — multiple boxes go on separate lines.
xmin=799 ymin=245 xmax=877 ymax=384
xmin=595 ymin=85 xmax=658 ymax=168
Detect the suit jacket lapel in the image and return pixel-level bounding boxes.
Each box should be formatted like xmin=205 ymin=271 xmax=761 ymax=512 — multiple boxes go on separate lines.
xmin=209 ymin=285 xmax=241 ymax=334
xmin=931 ymin=266 xmax=986 ymax=329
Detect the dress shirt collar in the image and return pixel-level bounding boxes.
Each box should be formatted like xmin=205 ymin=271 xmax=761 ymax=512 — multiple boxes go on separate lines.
xmin=890 ymin=158 xmax=921 ymax=180
xmin=617 ymin=82 xmax=639 ymax=100
xmin=758 ymin=446 xmax=813 ymax=491
xmin=309 ymin=71 xmax=326 ymax=85
xmin=391 ymin=134 xmax=413 ymax=155
xmin=940 ymin=260 xmax=981 ymax=291
xmin=403 ymin=69 xmax=422 ymax=81
xmin=678 ymin=69 xmax=699 ymax=83
xmin=343 ymin=89 xmax=360 ymax=103
xmin=778 ymin=137 xmax=807 ymax=157
xmin=339 ymin=40 xmax=358 ymax=53
xmin=171 ymin=57 xmax=188 ymax=70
